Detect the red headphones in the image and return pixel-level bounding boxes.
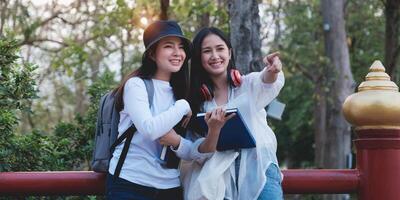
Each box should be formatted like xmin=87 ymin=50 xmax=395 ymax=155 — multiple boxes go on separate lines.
xmin=200 ymin=69 xmax=242 ymax=101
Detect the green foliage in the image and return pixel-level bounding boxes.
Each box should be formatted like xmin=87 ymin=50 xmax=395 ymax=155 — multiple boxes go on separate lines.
xmin=87 ymin=69 xmax=118 ymax=104
xmin=47 ymin=70 xmax=118 ymax=171
xmin=51 ymin=41 xmax=89 ymax=74
xmin=346 ymin=0 xmax=385 ymax=84
xmin=269 ymin=0 xmax=387 ymax=168
xmin=0 ymin=36 xmax=116 ymax=173
xmin=0 ymin=110 xmax=17 ymax=137
xmin=0 ymin=37 xmax=38 ymax=171
xmin=8 ymin=130 xmax=55 ymax=171
xmin=171 ymin=0 xmax=230 ymax=38
xmin=0 ymin=38 xmax=38 ymax=111
xmin=266 ymin=0 xmax=325 ymax=168
xmin=273 ymin=73 xmax=315 ymax=168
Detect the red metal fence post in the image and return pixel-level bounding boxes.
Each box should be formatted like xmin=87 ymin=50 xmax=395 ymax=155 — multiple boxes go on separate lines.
xmin=343 ymin=61 xmax=400 ymax=200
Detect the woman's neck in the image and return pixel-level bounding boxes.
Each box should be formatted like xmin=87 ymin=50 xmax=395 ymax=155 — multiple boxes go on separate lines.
xmin=153 ymin=69 xmax=171 ymax=82
xmin=210 ymin=72 xmax=228 ymax=90
xmin=210 ymin=72 xmax=229 ymax=106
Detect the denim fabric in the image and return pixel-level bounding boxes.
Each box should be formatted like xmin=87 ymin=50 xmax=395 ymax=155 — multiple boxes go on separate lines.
xmin=106 ymin=173 xmax=183 ymax=200
xmin=257 ymin=164 xmax=283 ymax=200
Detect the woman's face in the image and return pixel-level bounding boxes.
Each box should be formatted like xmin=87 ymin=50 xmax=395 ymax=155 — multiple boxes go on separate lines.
xmin=152 ymin=36 xmax=186 ymax=79
xmin=200 ymin=34 xmax=231 ymax=78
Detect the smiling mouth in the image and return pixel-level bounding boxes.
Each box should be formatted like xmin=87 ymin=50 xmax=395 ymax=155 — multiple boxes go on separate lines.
xmin=209 ymin=61 xmax=223 ymax=67
xmin=170 ymin=59 xmax=182 ymax=65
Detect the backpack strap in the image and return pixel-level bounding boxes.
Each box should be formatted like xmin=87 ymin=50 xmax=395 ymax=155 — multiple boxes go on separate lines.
xmin=113 ymin=126 xmax=136 ymax=178
xmin=96 ymin=93 xmax=109 ymax=136
xmin=143 ymin=78 xmax=154 ymax=106
xmin=112 ymin=78 xmax=154 ymax=178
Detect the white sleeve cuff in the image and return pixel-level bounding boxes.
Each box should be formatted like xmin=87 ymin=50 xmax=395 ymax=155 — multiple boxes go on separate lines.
xmin=171 ymin=136 xmax=214 ymax=162
xmin=258 ymin=69 xmax=285 ymax=88
xmin=190 ymin=138 xmax=214 ymax=164
xmin=170 ymin=137 xmax=192 ymax=160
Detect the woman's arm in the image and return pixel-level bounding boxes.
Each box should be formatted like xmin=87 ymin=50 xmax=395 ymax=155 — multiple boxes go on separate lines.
xmin=198 ymin=128 xmax=220 ymax=153
xmin=240 ymin=52 xmax=284 ymax=111
xmin=262 ymin=52 xmax=282 ymax=83
xmin=124 ymin=78 xmax=191 ymax=140
xmin=159 ymin=109 xmax=227 ymax=154
xmin=198 ymin=107 xmax=235 ymax=153
xmin=159 ymin=129 xmax=181 ymax=148
xmin=159 ymin=129 xmax=213 ymax=162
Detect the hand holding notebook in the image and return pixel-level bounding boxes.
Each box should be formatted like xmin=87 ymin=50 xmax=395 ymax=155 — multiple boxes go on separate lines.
xmin=196 ymin=108 xmax=256 ymax=151
xmin=204 ymin=107 xmax=236 ymax=132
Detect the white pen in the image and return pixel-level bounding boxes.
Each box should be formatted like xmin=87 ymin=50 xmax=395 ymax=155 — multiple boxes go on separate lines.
xmin=160 ymin=145 xmax=167 ymax=161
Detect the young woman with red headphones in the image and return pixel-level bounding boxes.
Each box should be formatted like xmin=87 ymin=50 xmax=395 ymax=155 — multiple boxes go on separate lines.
xmin=183 ymin=27 xmax=285 ymax=200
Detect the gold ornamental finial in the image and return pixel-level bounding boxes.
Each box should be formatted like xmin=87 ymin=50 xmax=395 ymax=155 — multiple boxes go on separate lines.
xmin=343 ymin=60 xmax=400 ymax=130
xmin=358 ymin=60 xmax=398 ymax=92
xmin=369 ymin=60 xmax=385 ymax=72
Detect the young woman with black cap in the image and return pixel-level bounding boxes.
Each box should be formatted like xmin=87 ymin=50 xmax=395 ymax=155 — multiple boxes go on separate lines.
xmin=105 ymin=20 xmax=213 ymax=200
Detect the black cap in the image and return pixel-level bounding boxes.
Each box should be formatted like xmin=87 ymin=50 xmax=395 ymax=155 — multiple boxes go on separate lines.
xmin=143 ymin=20 xmax=191 ymax=56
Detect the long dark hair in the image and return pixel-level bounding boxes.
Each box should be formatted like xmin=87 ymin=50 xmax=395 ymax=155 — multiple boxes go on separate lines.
xmin=114 ymin=39 xmax=190 ymax=112
xmin=189 ymin=27 xmax=237 ymax=117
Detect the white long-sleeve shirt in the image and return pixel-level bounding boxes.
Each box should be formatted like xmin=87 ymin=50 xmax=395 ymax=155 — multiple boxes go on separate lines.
xmin=109 ymin=77 xmax=207 ymax=189
xmin=182 ymin=69 xmax=285 ymax=200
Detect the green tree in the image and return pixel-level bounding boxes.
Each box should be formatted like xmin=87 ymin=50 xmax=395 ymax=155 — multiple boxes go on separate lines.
xmin=0 ymin=37 xmax=38 ymax=171
xmin=0 ymin=34 xmax=117 ymax=173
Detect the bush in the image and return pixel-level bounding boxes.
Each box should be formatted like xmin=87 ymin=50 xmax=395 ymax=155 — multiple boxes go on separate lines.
xmin=0 ymin=36 xmax=117 ymax=172
xmin=0 ymin=37 xmax=38 ymax=171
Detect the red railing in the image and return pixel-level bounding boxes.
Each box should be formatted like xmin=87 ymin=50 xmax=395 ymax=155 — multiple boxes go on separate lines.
xmin=0 ymin=169 xmax=360 ymax=196
xmin=1 ymin=129 xmax=399 ymax=199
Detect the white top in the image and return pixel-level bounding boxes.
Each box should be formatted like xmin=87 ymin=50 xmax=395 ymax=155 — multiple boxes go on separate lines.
xmin=109 ymin=77 xmax=207 ymax=189
xmin=181 ymin=69 xmax=285 ymax=200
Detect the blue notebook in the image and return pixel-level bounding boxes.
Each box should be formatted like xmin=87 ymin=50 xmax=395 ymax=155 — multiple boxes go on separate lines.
xmin=196 ymin=108 xmax=256 ymax=151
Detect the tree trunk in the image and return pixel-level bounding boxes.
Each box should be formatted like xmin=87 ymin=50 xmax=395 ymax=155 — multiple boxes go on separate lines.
xmin=195 ymin=11 xmax=209 ymax=34
xmin=160 ymin=0 xmax=169 ymax=20
xmin=74 ymin=80 xmax=88 ymax=116
xmin=320 ymin=0 xmax=355 ymax=199
xmin=228 ymin=0 xmax=263 ymax=74
xmin=0 ymin=0 xmax=9 ymax=36
xmin=89 ymin=53 xmax=100 ymax=82
xmin=314 ymin=81 xmax=327 ymax=167
xmin=384 ymin=0 xmax=400 ymax=81
xmin=199 ymin=12 xmax=210 ymax=28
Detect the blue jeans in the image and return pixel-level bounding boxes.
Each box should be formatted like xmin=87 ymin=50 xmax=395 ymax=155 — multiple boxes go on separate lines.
xmin=257 ymin=164 xmax=283 ymax=200
xmin=106 ymin=173 xmax=183 ymax=200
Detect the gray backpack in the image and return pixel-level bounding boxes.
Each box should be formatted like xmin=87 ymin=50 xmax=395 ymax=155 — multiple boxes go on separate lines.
xmin=91 ymin=78 xmax=154 ymax=177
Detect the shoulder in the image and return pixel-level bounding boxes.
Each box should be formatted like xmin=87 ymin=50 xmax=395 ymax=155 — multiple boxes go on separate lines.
xmin=242 ymin=71 xmax=260 ymax=80
xmin=123 ymin=77 xmax=149 ymax=96
xmin=125 ymin=77 xmax=145 ymax=89
xmin=240 ymin=71 xmax=262 ymax=87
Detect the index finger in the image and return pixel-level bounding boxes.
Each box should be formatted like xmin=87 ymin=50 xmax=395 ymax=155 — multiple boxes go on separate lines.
xmin=225 ymin=113 xmax=236 ymax=121
xmin=204 ymin=111 xmax=212 ymax=121
xmin=266 ymin=51 xmax=280 ymax=62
